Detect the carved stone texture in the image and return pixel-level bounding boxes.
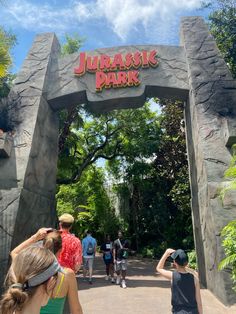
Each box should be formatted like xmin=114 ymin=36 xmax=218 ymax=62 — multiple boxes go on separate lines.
xmin=222 ymin=189 xmax=236 ymax=209
xmin=47 ymin=45 xmax=189 ymax=111
xmin=222 ymin=117 xmax=236 ymax=148
xmin=181 ymin=16 xmax=236 ymax=305
xmin=0 ymin=33 xmax=60 ymax=292
xmin=0 ymin=133 xmax=13 ymax=158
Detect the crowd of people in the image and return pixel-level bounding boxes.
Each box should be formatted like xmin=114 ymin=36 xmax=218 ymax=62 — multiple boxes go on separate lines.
xmin=0 ymin=212 xmax=202 ymax=314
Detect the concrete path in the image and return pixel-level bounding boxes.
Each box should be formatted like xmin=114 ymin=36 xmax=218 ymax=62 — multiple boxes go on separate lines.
xmin=76 ymin=256 xmax=236 ymax=314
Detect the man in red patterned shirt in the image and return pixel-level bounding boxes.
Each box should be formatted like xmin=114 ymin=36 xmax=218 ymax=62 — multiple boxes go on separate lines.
xmin=58 ymin=213 xmax=82 ymax=272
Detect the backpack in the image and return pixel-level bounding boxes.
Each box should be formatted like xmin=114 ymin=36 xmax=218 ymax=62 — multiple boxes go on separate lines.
xmin=86 ymin=241 xmax=94 ymax=255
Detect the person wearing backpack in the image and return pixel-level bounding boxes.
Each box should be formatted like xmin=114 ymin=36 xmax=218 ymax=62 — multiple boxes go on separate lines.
xmin=113 ymin=231 xmax=129 ymax=289
xmin=100 ymin=234 xmax=115 ymax=283
xmin=82 ymin=230 xmax=97 ymax=284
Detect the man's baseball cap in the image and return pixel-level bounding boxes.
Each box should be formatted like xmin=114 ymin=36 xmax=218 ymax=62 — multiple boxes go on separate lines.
xmin=59 ymin=213 xmax=74 ymax=224
xmin=171 ymin=249 xmax=188 ymax=266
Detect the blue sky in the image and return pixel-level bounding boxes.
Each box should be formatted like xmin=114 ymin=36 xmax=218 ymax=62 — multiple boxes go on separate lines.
xmin=0 ymin=0 xmax=211 ymax=74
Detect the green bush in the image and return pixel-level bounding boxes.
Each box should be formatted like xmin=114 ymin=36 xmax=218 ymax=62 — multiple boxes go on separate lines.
xmin=218 ymin=220 xmax=236 ymax=292
xmin=141 ymin=247 xmax=154 ymax=258
xmin=187 ymin=250 xmax=197 ymax=270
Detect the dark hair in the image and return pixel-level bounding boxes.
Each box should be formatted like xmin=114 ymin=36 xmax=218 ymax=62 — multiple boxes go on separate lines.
xmin=60 ymin=222 xmax=72 ymax=229
xmin=86 ymin=230 xmax=91 ymax=234
xmin=43 ymin=230 xmax=62 ymax=255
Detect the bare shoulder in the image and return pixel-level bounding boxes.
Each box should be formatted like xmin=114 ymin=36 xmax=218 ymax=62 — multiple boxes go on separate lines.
xmin=64 ymin=268 xmax=76 ymax=278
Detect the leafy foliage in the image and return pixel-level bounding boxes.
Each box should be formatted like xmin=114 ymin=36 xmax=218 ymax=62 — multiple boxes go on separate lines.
xmin=0 ymin=27 xmax=16 ymax=78
xmin=57 ymin=166 xmax=120 ymax=242
xmin=61 ymin=34 xmax=84 ymax=56
xmin=58 ymin=103 xmax=161 ymax=184
xmin=0 ymin=27 xmax=16 ymax=131
xmin=218 ymin=220 xmax=236 ymax=291
xmin=188 ymin=250 xmax=198 ymax=270
xmin=107 ymin=99 xmax=194 ymax=254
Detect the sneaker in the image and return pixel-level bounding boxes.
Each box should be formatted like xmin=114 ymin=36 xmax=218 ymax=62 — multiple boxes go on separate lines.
xmin=116 ymin=276 xmax=121 ymax=285
xmin=111 ymin=278 xmax=115 ymax=283
xmin=121 ymin=280 xmax=127 ymax=289
xmin=105 ymin=276 xmax=109 ymax=281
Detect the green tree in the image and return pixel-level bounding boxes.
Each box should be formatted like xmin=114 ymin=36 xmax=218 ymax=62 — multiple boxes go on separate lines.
xmin=61 ymin=34 xmax=84 ymax=56
xmin=108 ymin=99 xmax=193 ymax=254
xmin=57 ymin=166 xmax=119 ymax=242
xmin=218 ymin=220 xmax=236 ymax=292
xmin=0 ymin=27 xmax=16 ymax=78
xmin=0 ymin=27 xmax=16 ymax=131
xmin=57 ymin=102 xmax=161 ymax=184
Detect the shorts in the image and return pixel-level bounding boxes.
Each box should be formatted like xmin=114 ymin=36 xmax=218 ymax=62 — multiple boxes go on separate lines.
xmin=103 ymin=257 xmax=113 ymax=265
xmin=83 ymin=257 xmax=94 ymax=270
xmin=115 ymin=259 xmax=127 ymax=271
xmin=172 ymin=308 xmax=198 ymax=314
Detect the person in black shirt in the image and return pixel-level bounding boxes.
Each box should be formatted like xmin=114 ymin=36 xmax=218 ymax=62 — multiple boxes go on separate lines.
xmin=100 ymin=234 xmax=115 ymax=283
xmin=113 ymin=231 xmax=129 ymax=289
xmin=156 ymin=248 xmax=203 ymax=314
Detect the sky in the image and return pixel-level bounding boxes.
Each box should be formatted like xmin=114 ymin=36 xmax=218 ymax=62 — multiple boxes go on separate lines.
xmin=0 ymin=0 xmax=212 ymax=74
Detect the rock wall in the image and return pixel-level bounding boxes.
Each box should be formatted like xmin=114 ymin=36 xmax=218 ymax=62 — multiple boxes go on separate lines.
xmin=181 ymin=17 xmax=236 ymax=304
xmin=0 ymin=33 xmax=60 ymax=291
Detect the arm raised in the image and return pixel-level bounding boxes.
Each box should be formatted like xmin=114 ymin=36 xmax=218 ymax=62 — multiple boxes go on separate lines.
xmin=156 ymin=248 xmax=175 ymax=281
xmin=11 ymin=227 xmax=52 ymax=259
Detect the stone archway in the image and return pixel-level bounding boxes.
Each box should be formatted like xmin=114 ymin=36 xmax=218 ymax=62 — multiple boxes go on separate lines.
xmin=1 ymin=16 xmax=236 ymax=305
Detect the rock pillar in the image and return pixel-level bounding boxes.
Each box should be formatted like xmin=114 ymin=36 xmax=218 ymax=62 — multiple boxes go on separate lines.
xmin=0 ymin=33 xmax=60 ymax=290
xmin=181 ymin=17 xmax=236 ymax=304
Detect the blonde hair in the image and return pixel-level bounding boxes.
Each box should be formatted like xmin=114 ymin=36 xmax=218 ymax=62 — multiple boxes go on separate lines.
xmin=0 ymin=246 xmax=55 ymax=314
xmin=43 ymin=230 xmax=62 ymax=255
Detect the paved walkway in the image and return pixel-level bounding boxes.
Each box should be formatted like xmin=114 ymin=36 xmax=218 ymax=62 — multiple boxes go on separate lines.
xmin=75 ymin=256 xmax=236 ymax=314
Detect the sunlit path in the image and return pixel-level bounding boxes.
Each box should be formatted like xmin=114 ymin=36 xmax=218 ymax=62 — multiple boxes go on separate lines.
xmin=73 ymin=256 xmax=236 ymax=314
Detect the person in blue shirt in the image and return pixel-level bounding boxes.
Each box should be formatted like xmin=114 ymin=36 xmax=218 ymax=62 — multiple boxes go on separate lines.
xmin=82 ymin=230 xmax=97 ymax=284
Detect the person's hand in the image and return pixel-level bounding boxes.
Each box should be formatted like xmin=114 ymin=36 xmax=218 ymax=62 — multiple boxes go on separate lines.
xmin=165 ymin=248 xmax=175 ymax=256
xmin=34 ymin=228 xmax=53 ymax=241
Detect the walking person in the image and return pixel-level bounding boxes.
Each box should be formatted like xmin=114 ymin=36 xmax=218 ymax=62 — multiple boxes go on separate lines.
xmin=113 ymin=231 xmax=129 ymax=289
xmin=82 ymin=230 xmax=97 ymax=284
xmin=58 ymin=213 xmax=82 ymax=273
xmin=100 ymin=234 xmax=115 ymax=283
xmin=10 ymin=228 xmax=83 ymax=314
xmin=156 ymin=248 xmax=203 ymax=314
xmin=0 ymin=246 xmax=60 ymax=314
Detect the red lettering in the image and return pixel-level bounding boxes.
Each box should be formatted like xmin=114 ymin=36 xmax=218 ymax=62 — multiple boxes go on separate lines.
xmin=96 ymin=71 xmax=106 ymax=92
xmin=133 ymin=52 xmax=142 ymax=68
xmin=106 ymin=72 xmax=118 ymax=88
xmin=111 ymin=53 xmax=125 ymax=70
xmin=87 ymin=56 xmax=99 ymax=72
xmin=127 ymin=71 xmax=140 ymax=86
xmin=148 ymin=50 xmax=158 ymax=67
xmin=100 ymin=55 xmax=111 ymax=71
xmin=125 ymin=53 xmax=133 ymax=69
xmin=142 ymin=50 xmax=149 ymax=68
xmin=117 ymin=72 xmax=127 ymax=86
xmin=74 ymin=52 xmax=86 ymax=76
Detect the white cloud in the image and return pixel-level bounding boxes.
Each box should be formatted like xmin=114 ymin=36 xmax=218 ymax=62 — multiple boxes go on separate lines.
xmin=73 ymin=0 xmax=202 ymax=40
xmin=1 ymin=0 xmax=202 ymax=41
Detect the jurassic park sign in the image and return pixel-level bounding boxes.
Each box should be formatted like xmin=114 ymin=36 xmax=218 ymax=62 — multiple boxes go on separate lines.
xmin=74 ymin=50 xmax=159 ymax=92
